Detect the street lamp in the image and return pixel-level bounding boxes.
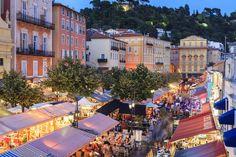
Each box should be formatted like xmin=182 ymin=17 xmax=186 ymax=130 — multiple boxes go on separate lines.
xmin=129 ymin=101 xmax=135 ymax=135
xmin=151 ymin=90 xmax=155 ymax=102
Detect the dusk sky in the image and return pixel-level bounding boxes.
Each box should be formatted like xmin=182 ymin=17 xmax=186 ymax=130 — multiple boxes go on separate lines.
xmin=56 ymin=0 xmax=236 ymax=15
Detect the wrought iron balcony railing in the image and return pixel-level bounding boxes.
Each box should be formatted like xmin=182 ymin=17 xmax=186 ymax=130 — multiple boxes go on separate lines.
xmin=17 ymin=12 xmax=55 ymax=30
xmin=16 ymin=47 xmax=55 ymax=57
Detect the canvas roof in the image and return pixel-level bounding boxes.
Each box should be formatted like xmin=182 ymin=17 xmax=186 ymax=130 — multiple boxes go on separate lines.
xmin=170 ymin=112 xmax=217 ymax=142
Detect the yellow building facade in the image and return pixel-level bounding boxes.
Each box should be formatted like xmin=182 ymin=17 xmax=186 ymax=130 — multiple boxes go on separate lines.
xmin=179 ymin=36 xmax=207 ymax=78
xmin=115 ymin=34 xmax=171 ymax=72
xmin=0 ymin=16 xmax=13 ymax=79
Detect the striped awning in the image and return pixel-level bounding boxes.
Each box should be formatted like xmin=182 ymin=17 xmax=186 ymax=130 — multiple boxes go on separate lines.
xmin=0 ymin=151 xmax=19 ymax=157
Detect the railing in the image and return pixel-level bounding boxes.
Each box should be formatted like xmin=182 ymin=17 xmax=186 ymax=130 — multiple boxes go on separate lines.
xmin=97 ymin=58 xmax=108 ymax=63
xmin=155 ymin=62 xmax=164 ymax=65
xmin=17 ymin=12 xmax=55 ymax=30
xmin=146 ymin=42 xmax=153 ymax=46
xmin=119 ymin=60 xmax=126 ymax=63
xmin=16 ymin=47 xmax=55 ymax=57
xmin=111 ymin=46 xmax=119 ymax=51
xmin=120 ymin=47 xmax=126 ymax=51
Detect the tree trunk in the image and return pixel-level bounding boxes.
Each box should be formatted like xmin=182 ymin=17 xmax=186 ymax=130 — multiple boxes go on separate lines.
xmin=21 ymin=106 xmax=25 ymax=113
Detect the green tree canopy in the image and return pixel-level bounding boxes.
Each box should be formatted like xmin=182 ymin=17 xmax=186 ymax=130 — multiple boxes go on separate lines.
xmin=44 ymin=58 xmax=100 ymax=99
xmin=0 ymin=70 xmax=44 ymax=112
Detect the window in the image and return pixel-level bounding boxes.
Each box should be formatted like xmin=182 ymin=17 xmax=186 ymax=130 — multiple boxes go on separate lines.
xmin=101 ymin=54 xmax=105 ymax=59
xmin=43 ymin=8 xmax=47 ymax=21
xmin=61 ymin=49 xmax=66 ymax=58
xmin=62 ymin=7 xmax=65 ymax=15
xmin=33 ymin=5 xmax=38 ymax=18
xmin=33 ymin=35 xmax=38 ymax=51
xmin=76 ymin=14 xmax=79 ymax=20
xmin=75 ymin=23 xmax=79 ymax=34
xmin=43 ymin=37 xmax=47 ymax=52
xmin=0 ymin=58 xmax=3 ymax=66
xmin=200 ymin=42 xmax=203 ymax=47
xmin=71 ymin=22 xmax=74 ymax=32
xmin=20 ymin=32 xmax=28 ymax=50
xmin=129 ymin=47 xmax=132 ymax=52
xmin=82 ymin=39 xmax=85 ymax=48
xmin=67 ymin=10 xmax=70 ymax=17
xmin=62 ymin=34 xmax=65 ymax=44
xmin=33 ymin=60 xmax=38 ymax=77
xmin=43 ymin=60 xmax=47 ymax=76
xmin=71 ymin=37 xmax=74 ymax=45
xmin=61 ymin=18 xmax=65 ymax=29
xmin=75 ymin=38 xmax=78 ymax=47
xmin=22 ymin=1 xmax=27 ymax=16
xmin=66 ymin=20 xmax=69 ymax=30
xmin=67 ymin=36 xmax=70 ymax=45
xmin=21 ymin=60 xmax=27 ymax=76
xmin=71 ymin=12 xmax=74 ymax=19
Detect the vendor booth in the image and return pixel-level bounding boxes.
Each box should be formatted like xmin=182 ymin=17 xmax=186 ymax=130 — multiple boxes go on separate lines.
xmin=78 ymin=97 xmax=100 ymax=118
xmin=0 ymin=103 xmax=75 ymax=153
xmin=1 ymin=113 xmax=119 ymax=157
xmin=174 ymin=140 xmax=227 ymax=157
xmin=169 ymin=112 xmax=220 ymax=156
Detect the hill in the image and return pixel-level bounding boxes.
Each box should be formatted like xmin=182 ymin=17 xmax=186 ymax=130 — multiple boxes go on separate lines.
xmin=81 ymin=0 xmax=236 ymax=44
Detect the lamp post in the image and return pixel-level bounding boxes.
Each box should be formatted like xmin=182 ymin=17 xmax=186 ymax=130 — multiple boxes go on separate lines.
xmin=129 ymin=101 xmax=135 ymax=134
xmin=151 ymin=90 xmax=155 ymax=102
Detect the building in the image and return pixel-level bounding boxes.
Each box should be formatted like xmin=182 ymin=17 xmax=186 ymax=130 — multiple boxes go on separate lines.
xmin=86 ymin=31 xmax=126 ymax=70
xmin=0 ymin=2 xmax=13 ymax=78
xmin=52 ymin=3 xmax=86 ymax=66
xmin=179 ymin=36 xmax=208 ymax=78
xmin=213 ymin=57 xmax=236 ymax=157
xmin=228 ymin=42 xmax=236 ymax=53
xmin=170 ymin=46 xmax=179 ymax=72
xmin=115 ymin=33 xmax=171 ymax=72
xmin=207 ymin=41 xmax=223 ymax=66
xmin=5 ymin=0 xmax=54 ymax=81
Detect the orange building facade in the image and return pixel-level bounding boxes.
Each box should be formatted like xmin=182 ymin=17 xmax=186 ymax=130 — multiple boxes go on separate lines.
xmin=52 ymin=3 xmax=86 ymax=66
xmin=13 ymin=0 xmax=54 ymax=79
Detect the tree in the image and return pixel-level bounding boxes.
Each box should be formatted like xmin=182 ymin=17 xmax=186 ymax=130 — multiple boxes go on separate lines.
xmin=20 ymin=86 xmax=45 ymax=112
xmin=0 ymin=70 xmax=44 ymax=112
xmin=111 ymin=64 xmax=167 ymax=102
xmin=44 ymin=58 xmax=100 ymax=126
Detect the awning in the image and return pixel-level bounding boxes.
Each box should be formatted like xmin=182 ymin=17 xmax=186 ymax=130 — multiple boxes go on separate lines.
xmin=1 ymin=114 xmax=119 ymax=157
xmin=199 ymin=103 xmax=211 ymax=114
xmin=223 ymin=128 xmax=236 ymax=147
xmin=77 ymin=113 xmax=119 ymax=135
xmin=91 ymin=90 xmax=113 ymax=103
xmin=219 ymin=109 xmax=235 ymax=125
xmin=170 ymin=112 xmax=216 ymax=142
xmin=214 ymin=98 xmax=228 ymax=110
xmin=145 ymin=102 xmax=158 ymax=108
xmin=96 ymin=100 xmax=146 ymax=116
xmin=29 ymin=127 xmax=95 ymax=157
xmin=192 ymin=88 xmax=207 ymax=97
xmin=96 ymin=99 xmax=119 ymax=115
xmin=0 ymin=102 xmax=75 ymax=135
xmin=78 ymin=97 xmax=99 ymax=108
xmin=174 ymin=141 xmax=227 ymax=157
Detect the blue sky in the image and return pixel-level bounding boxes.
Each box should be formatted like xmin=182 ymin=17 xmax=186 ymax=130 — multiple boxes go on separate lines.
xmin=55 ymin=0 xmax=236 ymax=15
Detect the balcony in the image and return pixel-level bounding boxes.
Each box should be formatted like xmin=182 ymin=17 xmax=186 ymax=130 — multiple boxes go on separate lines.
xmin=146 ymin=42 xmax=153 ymax=46
xmin=111 ymin=46 xmax=119 ymax=51
xmin=120 ymin=60 xmax=126 ymax=63
xmin=97 ymin=58 xmax=108 ymax=63
xmin=16 ymin=47 xmax=55 ymax=57
xmin=155 ymin=62 xmax=164 ymax=65
xmin=120 ymin=47 xmax=126 ymax=51
xmin=17 ymin=12 xmax=55 ymax=30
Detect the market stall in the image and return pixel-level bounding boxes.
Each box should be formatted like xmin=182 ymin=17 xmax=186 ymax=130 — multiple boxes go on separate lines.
xmin=0 ymin=102 xmax=75 ymax=153
xmin=174 ymin=141 xmax=227 ymax=157
xmin=1 ymin=113 xmax=119 ymax=157
xmin=78 ymin=97 xmax=100 ymax=118
xmin=169 ymin=112 xmax=220 ymax=156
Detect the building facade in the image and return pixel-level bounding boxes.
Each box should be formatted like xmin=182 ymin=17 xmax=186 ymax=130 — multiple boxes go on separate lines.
xmin=207 ymin=48 xmax=222 ymax=66
xmin=5 ymin=0 xmax=54 ymax=80
xmin=179 ymin=36 xmax=207 ymax=78
xmin=228 ymin=42 xmax=236 ymax=53
xmin=0 ymin=2 xmax=13 ymax=78
xmin=86 ymin=32 xmax=126 ymax=70
xmin=52 ymin=3 xmax=86 ymax=66
xmin=170 ymin=46 xmax=179 ymax=72
xmin=115 ymin=34 xmax=171 ymax=72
